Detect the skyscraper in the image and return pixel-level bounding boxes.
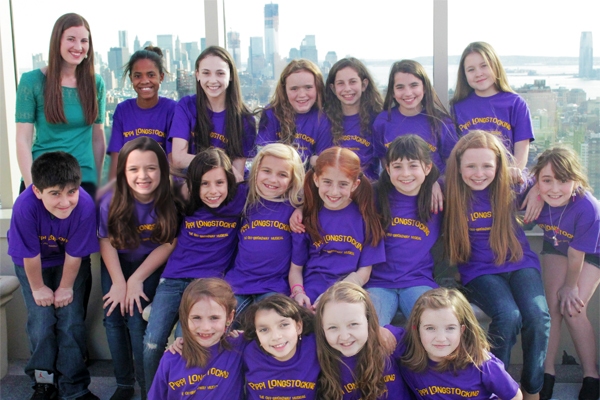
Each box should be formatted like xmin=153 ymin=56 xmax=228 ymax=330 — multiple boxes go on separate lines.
xmin=264 ymin=3 xmax=279 ymax=78
xmin=133 ymin=36 xmax=141 ymax=52
xmin=108 ymin=47 xmax=127 ymax=82
xmin=157 ymin=35 xmax=174 ymax=61
xmin=579 ymin=31 xmax=593 ymax=78
xmin=227 ymin=31 xmax=242 ymax=68
xmin=300 ymin=35 xmax=318 ymax=65
xmin=248 ymin=37 xmax=265 ymax=78
xmin=118 ymin=30 xmax=128 ymax=50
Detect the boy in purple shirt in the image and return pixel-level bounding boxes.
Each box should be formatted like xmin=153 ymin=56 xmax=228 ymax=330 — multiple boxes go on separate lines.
xmin=7 ymin=152 xmax=100 ymax=400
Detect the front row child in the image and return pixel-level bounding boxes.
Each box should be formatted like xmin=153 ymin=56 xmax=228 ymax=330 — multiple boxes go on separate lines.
xmin=148 ymin=278 xmax=245 ymax=399
xmin=8 ymin=152 xmax=100 ymax=400
xmin=315 ymin=282 xmax=412 ymax=399
xmin=242 ymin=295 xmax=320 ymax=400
xmin=400 ymin=287 xmax=523 ymax=399
xmin=289 ymin=147 xmax=385 ymax=307
xmin=531 ymin=147 xmax=600 ymax=400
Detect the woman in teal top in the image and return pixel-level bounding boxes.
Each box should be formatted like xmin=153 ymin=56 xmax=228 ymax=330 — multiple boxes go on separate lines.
xmin=16 ymin=13 xmax=106 ymax=198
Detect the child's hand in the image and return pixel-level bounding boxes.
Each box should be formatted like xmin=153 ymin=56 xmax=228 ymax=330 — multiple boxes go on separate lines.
xmin=509 ymin=167 xmax=524 ymax=186
xmin=167 ymin=337 xmax=184 ymax=355
xmin=289 ymin=208 xmax=305 ymax=233
xmin=53 ymin=287 xmax=74 ymax=308
xmin=125 ymin=278 xmax=149 ymax=316
xmin=520 ymin=183 xmax=544 ymax=223
xmin=103 ymin=282 xmax=126 ymax=317
xmin=379 ymin=326 xmax=397 ymax=355
xmin=32 ymin=285 xmax=54 ymax=307
xmin=557 ymin=285 xmax=585 ymax=317
xmin=228 ymin=330 xmax=243 ymax=338
xmin=430 ymin=181 xmax=444 ymax=214
xmin=292 ymin=292 xmax=312 ymax=309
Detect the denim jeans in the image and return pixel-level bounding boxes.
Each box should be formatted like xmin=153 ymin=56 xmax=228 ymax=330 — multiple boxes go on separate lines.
xmin=466 ymin=268 xmax=550 ymax=394
xmin=15 ymin=259 xmax=92 ymax=400
xmin=367 ymin=286 xmax=434 ymax=326
xmin=233 ymin=292 xmax=277 ymax=328
xmin=101 ymin=255 xmax=163 ymax=396
xmin=142 ymin=278 xmax=193 ymax=388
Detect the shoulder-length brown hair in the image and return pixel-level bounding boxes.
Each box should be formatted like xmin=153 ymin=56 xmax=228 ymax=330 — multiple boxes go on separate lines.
xmin=180 ymin=278 xmax=236 ymax=368
xmin=45 ymin=13 xmax=98 ymax=125
xmin=108 ymin=137 xmax=178 ymax=249
xmin=324 ymin=57 xmax=383 ymax=144
xmin=315 ymin=282 xmax=387 ymax=400
xmin=261 ymin=59 xmax=325 ymax=145
xmin=443 ymin=130 xmax=522 ymax=265
xmin=531 ymin=146 xmax=592 ymax=195
xmin=402 ymin=287 xmax=490 ymax=372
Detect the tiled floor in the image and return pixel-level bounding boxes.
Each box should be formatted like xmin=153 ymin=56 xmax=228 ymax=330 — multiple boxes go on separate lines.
xmin=0 ymin=360 xmax=587 ymax=399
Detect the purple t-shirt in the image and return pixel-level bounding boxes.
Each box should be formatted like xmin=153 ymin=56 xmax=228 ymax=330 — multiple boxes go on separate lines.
xmin=226 ymin=200 xmax=295 ymax=295
xmin=339 ymin=325 xmax=411 ymax=400
xmin=148 ymin=335 xmax=246 ymax=400
xmin=372 ymin=109 xmax=458 ymax=174
xmin=292 ymin=202 xmax=386 ymax=302
xmin=458 ymin=188 xmax=540 ymax=285
xmin=257 ymin=107 xmax=333 ymax=163
xmin=367 ymin=190 xmax=440 ymax=289
xmin=536 ymin=191 xmax=600 ymax=257
xmin=400 ymin=353 xmax=519 ymax=399
xmin=8 ymin=186 xmax=99 ymax=268
xmin=452 ymin=91 xmax=534 ymax=155
xmin=337 ymin=113 xmax=379 ymax=181
xmin=243 ymin=334 xmax=319 ymax=400
xmin=162 ymin=184 xmax=248 ymax=279
xmin=107 ymin=97 xmax=176 ymax=154
xmin=168 ymin=94 xmax=255 ymax=157
xmin=97 ymin=190 xmax=162 ymax=258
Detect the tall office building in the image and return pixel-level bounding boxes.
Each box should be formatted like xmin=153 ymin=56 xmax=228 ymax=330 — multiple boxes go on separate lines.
xmin=133 ymin=36 xmax=141 ymax=52
xmin=200 ymin=38 xmax=207 ymax=52
xmin=227 ymin=31 xmax=242 ymax=68
xmin=108 ymin=47 xmax=127 ymax=82
xmin=175 ymin=36 xmax=182 ymax=62
xmin=157 ymin=35 xmax=174 ymax=60
xmin=300 ymin=35 xmax=318 ymax=65
xmin=32 ymin=53 xmax=45 ymax=69
xmin=118 ymin=30 xmax=128 ymax=50
xmin=248 ymin=37 xmax=265 ymax=78
xmin=183 ymin=42 xmax=201 ymax=66
xmin=579 ymin=31 xmax=593 ymax=78
xmin=264 ymin=3 xmax=279 ymax=78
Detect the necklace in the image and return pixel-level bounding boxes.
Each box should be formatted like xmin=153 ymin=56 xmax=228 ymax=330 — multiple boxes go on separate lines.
xmin=548 ymin=203 xmax=569 ymax=247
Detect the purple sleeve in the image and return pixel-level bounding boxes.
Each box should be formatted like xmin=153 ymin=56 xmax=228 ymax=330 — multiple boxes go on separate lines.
xmin=481 ymin=354 xmax=520 ymax=399
xmin=65 ymin=192 xmax=100 ymax=257
xmin=257 ymin=108 xmax=280 ymax=146
xmin=315 ymin=114 xmax=333 ymax=155
xmin=357 ymin=235 xmax=386 ymax=267
xmin=168 ymin=96 xmax=196 ymax=148
xmin=438 ymin=118 xmax=459 ymax=170
xmin=242 ymin=115 xmax=257 ymax=157
xmin=107 ymin=105 xmax=125 ymax=154
xmin=291 ymin=232 xmax=310 ymax=266
xmin=97 ymin=192 xmax=111 ymax=239
xmin=372 ymin=112 xmax=387 ymax=159
xmin=7 ymin=192 xmax=41 ymax=260
xmin=511 ymin=95 xmax=535 ymax=143
xmin=570 ymin=194 xmax=600 ymax=254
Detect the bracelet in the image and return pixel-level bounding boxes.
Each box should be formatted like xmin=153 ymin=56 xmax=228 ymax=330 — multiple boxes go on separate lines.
xmin=290 ymin=291 xmax=305 ymax=299
xmin=290 ymin=284 xmax=304 ymax=293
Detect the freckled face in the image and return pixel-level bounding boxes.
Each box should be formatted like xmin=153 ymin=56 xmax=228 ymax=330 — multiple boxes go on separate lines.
xmin=285 ymin=70 xmax=317 ymax=114
xmin=459 ymin=148 xmax=497 ymax=191
xmin=313 ymin=167 xmax=359 ymax=211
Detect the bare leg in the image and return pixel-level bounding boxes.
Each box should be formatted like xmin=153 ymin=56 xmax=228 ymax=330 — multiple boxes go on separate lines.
xmin=541 ymin=254 xmax=566 ymax=376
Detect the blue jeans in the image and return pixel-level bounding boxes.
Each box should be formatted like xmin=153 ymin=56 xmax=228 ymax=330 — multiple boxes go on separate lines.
xmin=466 ymin=268 xmax=550 ymax=394
xmin=15 ymin=260 xmax=92 ymax=400
xmin=233 ymin=292 xmax=277 ymax=328
xmin=101 ymin=255 xmax=163 ymax=396
xmin=142 ymin=278 xmax=193 ymax=388
xmin=367 ymin=286 xmax=434 ymax=326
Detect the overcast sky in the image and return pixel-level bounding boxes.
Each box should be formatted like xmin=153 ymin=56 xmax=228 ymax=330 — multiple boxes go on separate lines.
xmin=12 ymin=0 xmax=599 ymax=70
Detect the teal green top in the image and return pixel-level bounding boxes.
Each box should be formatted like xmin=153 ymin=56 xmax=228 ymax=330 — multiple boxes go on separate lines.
xmin=15 ymin=69 xmax=106 ymax=185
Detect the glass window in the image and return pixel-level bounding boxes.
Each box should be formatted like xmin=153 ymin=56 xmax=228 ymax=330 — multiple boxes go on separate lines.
xmin=224 ymin=0 xmax=434 ymax=107
xmin=449 ymin=0 xmax=600 ymax=196
xmin=12 ymin=1 xmax=205 ymax=183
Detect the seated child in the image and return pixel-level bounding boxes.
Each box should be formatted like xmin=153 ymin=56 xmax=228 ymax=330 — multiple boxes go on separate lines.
xmin=7 ymin=151 xmax=100 ymax=400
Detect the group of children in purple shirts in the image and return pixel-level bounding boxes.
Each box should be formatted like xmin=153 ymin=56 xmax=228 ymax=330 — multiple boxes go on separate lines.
xmin=9 ymin=30 xmax=600 ymax=400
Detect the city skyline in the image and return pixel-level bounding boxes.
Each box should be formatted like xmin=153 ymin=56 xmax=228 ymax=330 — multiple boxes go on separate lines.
xmin=11 ymin=0 xmax=600 ymax=72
